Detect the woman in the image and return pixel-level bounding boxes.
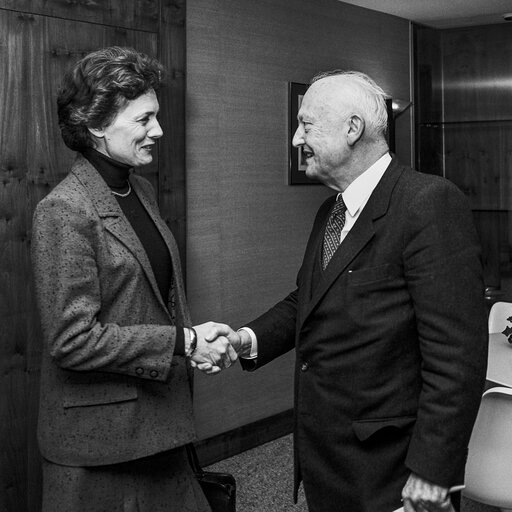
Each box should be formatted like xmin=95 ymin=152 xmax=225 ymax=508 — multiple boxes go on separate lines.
xmin=31 ymin=46 xmax=235 ymax=512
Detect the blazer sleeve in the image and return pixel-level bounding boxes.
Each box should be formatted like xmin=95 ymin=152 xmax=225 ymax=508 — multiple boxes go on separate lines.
xmin=402 ymin=178 xmax=488 ymax=487
xmin=32 ymin=195 xmax=177 ymax=382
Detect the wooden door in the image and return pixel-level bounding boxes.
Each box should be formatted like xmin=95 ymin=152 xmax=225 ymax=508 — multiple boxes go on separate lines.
xmin=0 ymin=2 xmax=185 ymax=510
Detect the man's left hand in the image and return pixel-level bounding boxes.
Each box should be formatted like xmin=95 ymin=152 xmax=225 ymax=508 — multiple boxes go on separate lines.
xmin=402 ymin=473 xmax=455 ymax=512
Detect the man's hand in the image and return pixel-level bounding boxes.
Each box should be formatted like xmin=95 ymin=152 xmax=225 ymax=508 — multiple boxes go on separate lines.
xmin=189 ymin=322 xmax=240 ymax=375
xmin=402 ymin=473 xmax=455 ymax=512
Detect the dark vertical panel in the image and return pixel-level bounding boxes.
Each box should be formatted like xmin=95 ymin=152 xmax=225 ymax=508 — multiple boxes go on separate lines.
xmin=0 ymin=13 xmax=49 ymax=511
xmin=416 ymin=23 xmax=512 ymax=293
xmin=442 ymin=25 xmax=512 ymax=122
xmin=159 ymin=0 xmax=187 ymax=264
xmin=473 ymin=211 xmax=502 ymax=289
xmin=442 ymin=25 xmax=512 ymax=293
xmin=413 ymin=23 xmax=444 ymax=175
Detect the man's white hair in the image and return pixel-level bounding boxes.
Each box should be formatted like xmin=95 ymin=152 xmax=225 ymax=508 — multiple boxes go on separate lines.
xmin=311 ymin=70 xmax=389 ymax=139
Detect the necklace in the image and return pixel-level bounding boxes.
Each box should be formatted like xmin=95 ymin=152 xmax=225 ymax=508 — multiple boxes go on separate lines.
xmin=111 ymin=181 xmax=131 ymax=198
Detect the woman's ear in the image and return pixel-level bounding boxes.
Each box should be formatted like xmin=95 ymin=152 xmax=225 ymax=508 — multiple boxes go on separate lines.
xmin=346 ymin=114 xmax=365 ymax=146
xmin=88 ymin=126 xmax=105 ymax=138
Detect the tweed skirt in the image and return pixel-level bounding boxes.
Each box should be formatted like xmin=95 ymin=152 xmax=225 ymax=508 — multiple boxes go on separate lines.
xmin=42 ymin=447 xmax=211 ymax=512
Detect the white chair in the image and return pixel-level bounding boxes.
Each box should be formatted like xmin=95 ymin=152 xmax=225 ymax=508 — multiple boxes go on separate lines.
xmin=463 ymin=387 xmax=512 ymax=511
xmin=488 ymin=301 xmax=512 ymax=334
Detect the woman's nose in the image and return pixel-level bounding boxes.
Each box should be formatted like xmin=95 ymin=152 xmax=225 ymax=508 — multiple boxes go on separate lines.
xmin=149 ymin=118 xmax=163 ymax=139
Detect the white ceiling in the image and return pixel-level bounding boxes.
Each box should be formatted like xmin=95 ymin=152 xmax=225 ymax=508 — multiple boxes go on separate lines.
xmin=339 ymin=0 xmax=512 ymax=28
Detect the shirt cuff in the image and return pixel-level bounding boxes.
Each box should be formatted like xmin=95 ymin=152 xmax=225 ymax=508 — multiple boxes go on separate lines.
xmin=238 ymin=327 xmax=258 ymax=359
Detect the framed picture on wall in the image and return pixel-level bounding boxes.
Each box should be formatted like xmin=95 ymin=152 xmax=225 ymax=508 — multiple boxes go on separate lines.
xmin=288 ymin=81 xmax=320 ymax=185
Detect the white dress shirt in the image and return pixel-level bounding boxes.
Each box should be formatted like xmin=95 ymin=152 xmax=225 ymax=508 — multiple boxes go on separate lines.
xmin=240 ymin=152 xmax=392 ymax=358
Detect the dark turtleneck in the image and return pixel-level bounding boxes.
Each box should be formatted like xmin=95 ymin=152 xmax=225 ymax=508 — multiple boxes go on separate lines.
xmin=83 ymin=148 xmax=184 ymax=355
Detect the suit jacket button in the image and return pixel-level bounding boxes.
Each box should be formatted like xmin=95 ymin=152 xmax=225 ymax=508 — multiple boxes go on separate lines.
xmin=150 ymin=370 xmax=159 ymax=378
xmin=135 ymin=367 xmax=144 ymax=376
xmin=301 ymin=362 xmax=309 ymax=372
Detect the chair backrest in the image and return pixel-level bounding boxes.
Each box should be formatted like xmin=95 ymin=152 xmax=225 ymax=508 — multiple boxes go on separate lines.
xmin=464 ymin=387 xmax=512 ymax=508
xmin=488 ymin=301 xmax=512 ymax=334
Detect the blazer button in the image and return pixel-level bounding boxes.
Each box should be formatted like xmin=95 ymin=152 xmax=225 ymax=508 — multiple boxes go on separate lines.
xmin=135 ymin=367 xmax=144 ymax=376
xmin=301 ymin=362 xmax=309 ymax=372
xmin=150 ymin=370 xmax=159 ymax=379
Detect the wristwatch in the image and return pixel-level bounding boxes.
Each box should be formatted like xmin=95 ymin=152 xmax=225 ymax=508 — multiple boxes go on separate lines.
xmin=186 ymin=327 xmax=198 ymax=357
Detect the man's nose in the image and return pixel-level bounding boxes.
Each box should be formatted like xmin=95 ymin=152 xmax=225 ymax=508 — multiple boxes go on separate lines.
xmin=292 ymin=125 xmax=304 ymax=148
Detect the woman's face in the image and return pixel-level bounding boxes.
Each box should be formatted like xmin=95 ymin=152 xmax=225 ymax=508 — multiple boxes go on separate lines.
xmin=90 ymin=89 xmax=162 ymax=167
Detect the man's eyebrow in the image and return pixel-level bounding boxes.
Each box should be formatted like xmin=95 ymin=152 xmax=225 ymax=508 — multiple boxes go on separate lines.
xmin=298 ymin=113 xmax=313 ymax=123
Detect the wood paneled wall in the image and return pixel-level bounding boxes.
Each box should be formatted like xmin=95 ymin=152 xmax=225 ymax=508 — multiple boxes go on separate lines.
xmin=0 ymin=2 xmax=185 ymax=510
xmin=442 ymin=25 xmax=512 ymax=291
xmin=415 ymin=23 xmax=512 ymax=292
xmin=186 ymin=0 xmax=413 ymax=439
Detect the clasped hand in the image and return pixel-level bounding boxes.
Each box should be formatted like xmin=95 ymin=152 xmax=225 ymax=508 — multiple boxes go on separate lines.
xmin=401 ymin=473 xmax=456 ymax=512
xmin=189 ymin=322 xmax=243 ymax=375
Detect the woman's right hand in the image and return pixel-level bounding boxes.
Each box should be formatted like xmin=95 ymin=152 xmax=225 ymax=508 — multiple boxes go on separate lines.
xmin=189 ymin=322 xmax=240 ymax=374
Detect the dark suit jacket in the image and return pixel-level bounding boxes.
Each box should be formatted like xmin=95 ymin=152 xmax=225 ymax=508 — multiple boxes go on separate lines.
xmin=32 ymin=155 xmax=196 ymax=467
xmin=243 ymin=158 xmax=488 ymax=512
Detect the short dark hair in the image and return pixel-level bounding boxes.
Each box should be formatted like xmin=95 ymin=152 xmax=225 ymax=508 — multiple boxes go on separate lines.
xmin=57 ymin=46 xmax=164 ymax=152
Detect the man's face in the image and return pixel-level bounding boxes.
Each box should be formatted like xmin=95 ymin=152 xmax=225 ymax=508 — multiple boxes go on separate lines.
xmin=292 ymin=80 xmax=351 ymax=187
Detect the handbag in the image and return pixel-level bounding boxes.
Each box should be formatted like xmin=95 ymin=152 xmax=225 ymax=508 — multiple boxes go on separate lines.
xmin=186 ymin=444 xmax=236 ymax=512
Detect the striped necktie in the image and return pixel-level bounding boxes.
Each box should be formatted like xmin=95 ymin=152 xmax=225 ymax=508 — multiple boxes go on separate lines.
xmin=322 ymin=196 xmax=347 ymax=270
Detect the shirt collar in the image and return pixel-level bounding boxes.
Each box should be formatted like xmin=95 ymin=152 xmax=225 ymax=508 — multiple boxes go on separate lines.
xmin=338 ymin=152 xmax=392 ymax=217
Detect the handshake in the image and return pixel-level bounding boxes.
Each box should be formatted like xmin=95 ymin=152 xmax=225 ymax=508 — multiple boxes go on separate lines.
xmin=188 ymin=322 xmax=252 ymax=375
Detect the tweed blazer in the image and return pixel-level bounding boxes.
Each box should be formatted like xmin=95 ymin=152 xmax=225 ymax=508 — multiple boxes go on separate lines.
xmin=32 ymin=155 xmax=196 ymax=467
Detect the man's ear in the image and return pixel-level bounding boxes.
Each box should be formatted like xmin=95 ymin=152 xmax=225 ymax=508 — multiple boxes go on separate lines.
xmin=346 ymin=115 xmax=365 ymax=146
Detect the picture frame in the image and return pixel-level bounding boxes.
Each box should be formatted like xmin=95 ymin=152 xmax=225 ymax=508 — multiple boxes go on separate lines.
xmin=385 ymin=98 xmax=395 ymax=153
xmin=288 ymin=81 xmax=319 ymax=185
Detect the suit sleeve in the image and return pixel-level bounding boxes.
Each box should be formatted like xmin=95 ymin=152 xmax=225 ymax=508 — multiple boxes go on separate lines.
xmin=402 ymin=178 xmax=488 ymax=487
xmin=240 ymin=289 xmax=298 ymax=370
xmin=240 ymin=197 xmax=335 ymax=371
xmin=31 ymin=196 xmax=177 ymax=382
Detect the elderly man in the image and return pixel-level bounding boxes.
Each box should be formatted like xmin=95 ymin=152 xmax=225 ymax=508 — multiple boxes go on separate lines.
xmin=201 ymin=70 xmax=488 ymax=512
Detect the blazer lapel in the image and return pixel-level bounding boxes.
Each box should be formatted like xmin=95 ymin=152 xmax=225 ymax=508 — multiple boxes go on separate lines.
xmin=298 ymin=158 xmax=405 ymax=329
xmin=71 ymin=156 xmax=170 ymax=317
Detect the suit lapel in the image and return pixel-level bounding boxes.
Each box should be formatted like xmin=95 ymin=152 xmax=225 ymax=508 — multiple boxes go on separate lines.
xmin=71 ymin=156 xmax=170 ymax=316
xmin=297 ymin=197 xmax=333 ymax=310
xmin=298 ymin=158 xmax=405 ymax=329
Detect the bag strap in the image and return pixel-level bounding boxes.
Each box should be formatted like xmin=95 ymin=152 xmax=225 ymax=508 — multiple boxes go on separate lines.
xmin=186 ymin=443 xmax=204 ymax=475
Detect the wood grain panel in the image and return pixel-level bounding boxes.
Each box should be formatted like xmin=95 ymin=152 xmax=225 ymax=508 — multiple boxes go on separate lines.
xmin=444 ymin=123 xmax=504 ymax=210
xmin=0 ymin=0 xmax=159 ymax=32
xmin=414 ymin=24 xmax=444 ymax=174
xmin=442 ymin=25 xmax=512 ymax=122
xmin=416 ymin=23 xmax=512 ymax=292
xmin=187 ymin=0 xmax=412 ymax=438
xmin=158 ymin=0 xmax=187 ymax=262
xmin=0 ymin=9 xmax=160 ymax=510
xmin=473 ymin=211 xmax=502 ymax=289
